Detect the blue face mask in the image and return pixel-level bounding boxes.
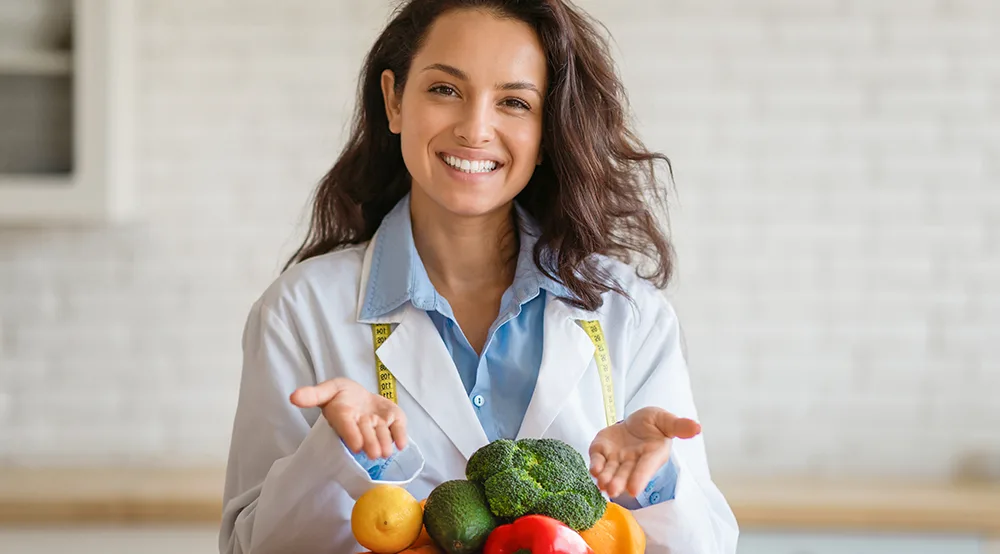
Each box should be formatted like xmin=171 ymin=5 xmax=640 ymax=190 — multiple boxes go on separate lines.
xmin=350 ymin=447 xmax=398 ymax=480
xmin=342 ymin=438 xmax=424 ymax=483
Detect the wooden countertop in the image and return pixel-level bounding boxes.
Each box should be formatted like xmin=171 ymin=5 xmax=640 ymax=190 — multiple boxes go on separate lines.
xmin=0 ymin=467 xmax=225 ymax=524
xmin=1 ymin=467 xmax=999 ymax=535
xmin=721 ymin=477 xmax=1000 ymax=535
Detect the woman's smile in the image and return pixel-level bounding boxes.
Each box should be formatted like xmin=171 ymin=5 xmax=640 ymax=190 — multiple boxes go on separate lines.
xmin=437 ymin=150 xmax=505 ymax=182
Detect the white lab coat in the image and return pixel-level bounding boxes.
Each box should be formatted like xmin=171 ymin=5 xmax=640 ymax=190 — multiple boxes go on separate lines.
xmin=220 ymin=235 xmax=739 ymax=553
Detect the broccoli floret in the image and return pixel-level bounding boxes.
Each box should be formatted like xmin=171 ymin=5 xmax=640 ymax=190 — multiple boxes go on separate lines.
xmin=531 ymin=492 xmax=595 ymax=531
xmin=526 ymin=460 xmax=579 ymax=491
xmin=466 ymin=438 xmax=608 ymax=531
xmin=575 ymin=475 xmax=608 ymax=522
xmin=519 ymin=438 xmax=585 ymax=468
xmin=466 ymin=438 xmax=517 ymax=482
xmin=483 ymin=468 xmax=546 ymax=518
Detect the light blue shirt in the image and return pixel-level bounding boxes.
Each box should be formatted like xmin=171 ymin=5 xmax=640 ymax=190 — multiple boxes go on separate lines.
xmin=352 ymin=194 xmax=677 ymax=505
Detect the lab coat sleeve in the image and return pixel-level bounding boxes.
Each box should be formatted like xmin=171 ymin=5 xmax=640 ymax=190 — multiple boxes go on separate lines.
xmin=219 ymin=301 xmax=423 ymax=554
xmin=621 ymin=295 xmax=740 ymax=554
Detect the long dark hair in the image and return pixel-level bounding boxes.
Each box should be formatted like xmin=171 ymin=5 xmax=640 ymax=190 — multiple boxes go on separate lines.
xmin=285 ymin=0 xmax=675 ymax=311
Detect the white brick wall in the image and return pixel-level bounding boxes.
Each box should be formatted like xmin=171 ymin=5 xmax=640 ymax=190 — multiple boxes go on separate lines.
xmin=0 ymin=1 xmax=997 ymax=478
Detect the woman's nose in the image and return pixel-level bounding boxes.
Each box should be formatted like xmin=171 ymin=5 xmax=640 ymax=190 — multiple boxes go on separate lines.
xmin=453 ymin=100 xmax=495 ymax=146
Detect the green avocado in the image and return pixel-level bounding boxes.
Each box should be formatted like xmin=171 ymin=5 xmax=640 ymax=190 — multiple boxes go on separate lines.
xmin=422 ymin=479 xmax=499 ymax=554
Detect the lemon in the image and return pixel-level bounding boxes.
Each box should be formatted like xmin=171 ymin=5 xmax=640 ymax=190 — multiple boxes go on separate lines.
xmin=352 ymin=485 xmax=423 ymax=553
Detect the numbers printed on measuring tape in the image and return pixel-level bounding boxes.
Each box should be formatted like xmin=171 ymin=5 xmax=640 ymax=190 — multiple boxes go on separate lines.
xmin=371 ymin=323 xmax=397 ymax=403
xmin=580 ymin=320 xmax=617 ymax=427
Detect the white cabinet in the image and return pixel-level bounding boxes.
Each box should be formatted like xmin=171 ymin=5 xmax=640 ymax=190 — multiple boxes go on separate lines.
xmin=738 ymin=531 xmax=985 ymax=554
xmin=0 ymin=0 xmax=136 ymax=224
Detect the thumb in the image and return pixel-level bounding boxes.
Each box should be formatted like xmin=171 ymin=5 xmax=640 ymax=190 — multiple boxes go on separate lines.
xmin=654 ymin=411 xmax=702 ymax=440
xmin=289 ymin=380 xmax=345 ymax=408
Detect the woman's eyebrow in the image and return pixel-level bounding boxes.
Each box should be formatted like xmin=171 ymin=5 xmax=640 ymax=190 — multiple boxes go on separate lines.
xmin=498 ymin=81 xmax=540 ymax=97
xmin=423 ymin=63 xmax=541 ymax=97
xmin=423 ymin=63 xmax=469 ymax=80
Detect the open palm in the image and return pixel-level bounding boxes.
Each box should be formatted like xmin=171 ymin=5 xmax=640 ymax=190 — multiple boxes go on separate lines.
xmin=589 ymin=407 xmax=701 ymax=498
xmin=290 ymin=377 xmax=408 ymax=460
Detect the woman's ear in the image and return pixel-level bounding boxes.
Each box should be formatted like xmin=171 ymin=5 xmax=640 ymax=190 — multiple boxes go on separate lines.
xmin=381 ymin=70 xmax=402 ymax=134
xmin=536 ymin=147 xmax=544 ymax=166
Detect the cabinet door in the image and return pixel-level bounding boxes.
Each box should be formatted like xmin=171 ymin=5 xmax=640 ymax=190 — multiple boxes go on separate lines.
xmin=0 ymin=0 xmax=135 ymax=224
xmin=737 ymin=531 xmax=983 ymax=554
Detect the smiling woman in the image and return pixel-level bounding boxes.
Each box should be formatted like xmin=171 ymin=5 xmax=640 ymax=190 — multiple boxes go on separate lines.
xmin=285 ymin=0 xmax=676 ymax=313
xmin=381 ymin=10 xmax=547 ymax=220
xmin=219 ymin=1 xmax=738 ymax=553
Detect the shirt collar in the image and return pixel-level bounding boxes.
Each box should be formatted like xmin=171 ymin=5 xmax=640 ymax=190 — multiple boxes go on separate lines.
xmin=359 ymin=193 xmax=569 ymax=320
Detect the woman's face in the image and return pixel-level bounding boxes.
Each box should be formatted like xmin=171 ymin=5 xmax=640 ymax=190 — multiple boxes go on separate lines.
xmin=381 ymin=9 xmax=547 ymax=219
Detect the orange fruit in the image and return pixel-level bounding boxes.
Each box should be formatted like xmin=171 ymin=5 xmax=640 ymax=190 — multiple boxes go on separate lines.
xmin=351 ymin=485 xmax=423 ymax=554
xmin=578 ymin=501 xmax=646 ymax=554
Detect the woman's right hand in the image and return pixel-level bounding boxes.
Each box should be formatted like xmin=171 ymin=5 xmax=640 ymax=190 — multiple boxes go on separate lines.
xmin=290 ymin=377 xmax=408 ymax=460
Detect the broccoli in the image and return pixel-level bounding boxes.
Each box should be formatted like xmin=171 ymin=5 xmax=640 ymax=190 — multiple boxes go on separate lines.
xmin=466 ymin=437 xmax=516 ymax=482
xmin=466 ymin=438 xmax=608 ymax=531
xmin=482 ymin=468 xmax=545 ymax=518
xmin=532 ymin=491 xmax=599 ymax=531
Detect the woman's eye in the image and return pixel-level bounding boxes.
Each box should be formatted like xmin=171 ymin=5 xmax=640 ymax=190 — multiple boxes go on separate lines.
xmin=429 ymin=85 xmax=458 ymax=97
xmin=502 ymin=98 xmax=531 ymax=111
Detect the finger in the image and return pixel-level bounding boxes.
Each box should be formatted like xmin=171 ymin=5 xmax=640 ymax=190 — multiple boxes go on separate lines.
xmin=375 ymin=422 xmax=393 ymax=457
xmin=336 ymin=415 xmax=365 ymax=454
xmin=388 ymin=413 xmax=408 ymax=451
xmin=588 ymin=434 xmax=611 ymax=469
xmin=654 ymin=411 xmax=702 ymax=439
xmin=589 ymin=452 xmax=607 ymax=478
xmin=674 ymin=417 xmax=702 ymax=439
xmin=358 ymin=415 xmax=382 ymax=459
xmin=289 ymin=379 xmax=345 ymax=408
xmin=597 ymin=460 xmax=619 ymax=492
xmin=608 ymin=460 xmax=636 ymax=498
xmin=627 ymin=449 xmax=671 ymax=498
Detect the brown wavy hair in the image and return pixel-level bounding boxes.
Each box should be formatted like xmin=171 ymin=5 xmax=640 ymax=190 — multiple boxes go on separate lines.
xmin=285 ymin=0 xmax=675 ymax=311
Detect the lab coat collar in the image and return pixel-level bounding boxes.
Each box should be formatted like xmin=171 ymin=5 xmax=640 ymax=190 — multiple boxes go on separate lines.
xmin=516 ymin=298 xmax=597 ymax=439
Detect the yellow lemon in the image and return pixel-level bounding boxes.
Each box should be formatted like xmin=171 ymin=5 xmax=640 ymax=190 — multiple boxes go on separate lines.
xmin=352 ymin=485 xmax=423 ymax=554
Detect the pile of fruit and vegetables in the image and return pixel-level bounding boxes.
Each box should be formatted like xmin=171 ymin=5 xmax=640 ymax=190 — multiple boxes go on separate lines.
xmin=353 ymin=437 xmax=646 ymax=554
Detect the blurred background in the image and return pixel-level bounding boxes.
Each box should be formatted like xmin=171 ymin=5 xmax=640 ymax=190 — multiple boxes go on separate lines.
xmin=0 ymin=0 xmax=997 ymax=553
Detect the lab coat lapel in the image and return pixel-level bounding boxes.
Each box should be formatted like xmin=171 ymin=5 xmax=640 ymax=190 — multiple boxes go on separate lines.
xmin=517 ymin=298 xmax=596 ymax=439
xmin=374 ymin=303 xmax=491 ymax=460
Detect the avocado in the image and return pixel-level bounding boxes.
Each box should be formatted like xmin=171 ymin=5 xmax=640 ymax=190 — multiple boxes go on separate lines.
xmin=423 ymin=479 xmax=499 ymax=554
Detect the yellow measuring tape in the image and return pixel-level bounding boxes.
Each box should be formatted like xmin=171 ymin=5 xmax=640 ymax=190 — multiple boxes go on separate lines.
xmin=371 ymin=323 xmax=397 ymax=404
xmin=578 ymin=320 xmax=617 ymax=427
xmin=370 ymin=320 xmax=616 ymax=426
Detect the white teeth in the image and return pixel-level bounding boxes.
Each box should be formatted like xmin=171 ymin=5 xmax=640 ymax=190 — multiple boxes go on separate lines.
xmin=443 ymin=155 xmax=497 ymax=174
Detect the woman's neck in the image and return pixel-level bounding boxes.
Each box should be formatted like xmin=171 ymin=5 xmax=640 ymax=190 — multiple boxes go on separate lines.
xmin=409 ymin=192 xmax=518 ymax=299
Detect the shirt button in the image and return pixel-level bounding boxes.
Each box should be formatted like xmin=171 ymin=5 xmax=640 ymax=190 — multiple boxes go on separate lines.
xmin=472 ymin=394 xmax=485 ymax=407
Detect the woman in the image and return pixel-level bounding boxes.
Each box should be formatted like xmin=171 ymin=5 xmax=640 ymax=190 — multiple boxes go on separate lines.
xmin=220 ymin=1 xmax=738 ymax=552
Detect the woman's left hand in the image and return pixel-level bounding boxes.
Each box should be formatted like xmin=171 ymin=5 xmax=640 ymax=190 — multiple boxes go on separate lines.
xmin=588 ymin=407 xmax=701 ymax=498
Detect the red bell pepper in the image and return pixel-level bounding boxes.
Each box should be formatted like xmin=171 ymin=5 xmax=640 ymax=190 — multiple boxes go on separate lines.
xmin=483 ymin=514 xmax=595 ymax=554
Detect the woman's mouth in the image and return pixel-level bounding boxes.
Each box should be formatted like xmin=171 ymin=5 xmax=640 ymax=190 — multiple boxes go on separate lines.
xmin=439 ymin=153 xmax=502 ymax=174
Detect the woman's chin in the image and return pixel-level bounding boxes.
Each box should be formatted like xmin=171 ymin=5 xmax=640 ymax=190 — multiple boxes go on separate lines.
xmin=424 ymin=188 xmax=513 ymax=219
